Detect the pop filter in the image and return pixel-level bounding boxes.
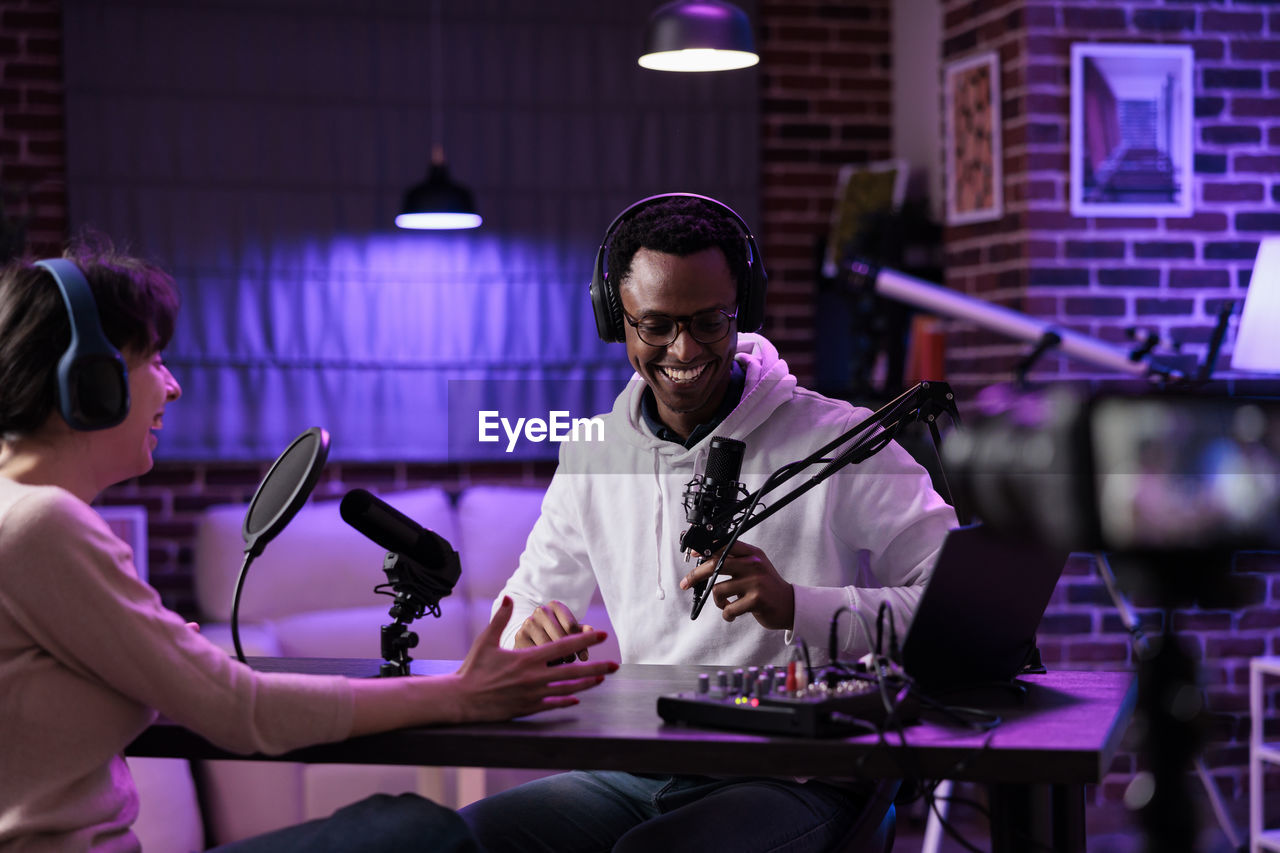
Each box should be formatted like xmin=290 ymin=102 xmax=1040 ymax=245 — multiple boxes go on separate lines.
xmin=229 ymin=427 xmax=330 ymax=662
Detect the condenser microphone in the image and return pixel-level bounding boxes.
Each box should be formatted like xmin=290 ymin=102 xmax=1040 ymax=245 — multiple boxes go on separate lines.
xmin=339 ymin=488 xmax=461 ymax=591
xmin=681 ymin=436 xmax=747 ymax=608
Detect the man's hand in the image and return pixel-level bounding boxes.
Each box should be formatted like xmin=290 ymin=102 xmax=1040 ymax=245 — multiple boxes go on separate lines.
xmin=451 ymin=596 xmax=617 ymax=722
xmin=679 ymin=540 xmax=795 ymax=630
xmin=513 ymin=600 xmax=596 ymax=664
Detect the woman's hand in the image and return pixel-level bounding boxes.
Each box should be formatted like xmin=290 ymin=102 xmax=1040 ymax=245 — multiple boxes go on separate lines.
xmin=450 ymin=596 xmax=618 ymax=722
xmin=349 ymin=597 xmax=618 ymax=735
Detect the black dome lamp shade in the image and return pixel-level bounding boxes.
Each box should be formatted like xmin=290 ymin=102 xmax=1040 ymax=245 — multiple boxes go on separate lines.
xmin=638 ymin=0 xmax=759 ymax=72
xmin=396 ymin=144 xmax=482 ymax=231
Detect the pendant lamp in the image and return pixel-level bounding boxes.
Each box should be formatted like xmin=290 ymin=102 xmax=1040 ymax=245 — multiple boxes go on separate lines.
xmin=396 ymin=1 xmax=482 ymax=230
xmin=396 ymin=145 xmax=482 ymax=230
xmin=1232 ymin=237 xmax=1280 ymax=372
xmin=638 ymin=0 xmax=759 ymax=73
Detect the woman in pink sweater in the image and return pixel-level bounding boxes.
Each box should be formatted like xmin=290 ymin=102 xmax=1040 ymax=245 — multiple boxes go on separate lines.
xmin=0 ymin=243 xmax=617 ymax=852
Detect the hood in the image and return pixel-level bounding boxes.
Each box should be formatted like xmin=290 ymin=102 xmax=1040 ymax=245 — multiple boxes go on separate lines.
xmin=608 ymin=332 xmax=798 ymax=461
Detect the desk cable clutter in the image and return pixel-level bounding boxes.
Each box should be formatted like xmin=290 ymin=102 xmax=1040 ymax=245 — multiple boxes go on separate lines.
xmin=665 ymin=382 xmax=1005 ymax=739
xmin=680 ymin=380 xmax=966 ymax=622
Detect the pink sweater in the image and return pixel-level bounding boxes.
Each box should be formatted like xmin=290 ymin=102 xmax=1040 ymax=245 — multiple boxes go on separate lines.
xmin=0 ymin=480 xmax=354 ymax=852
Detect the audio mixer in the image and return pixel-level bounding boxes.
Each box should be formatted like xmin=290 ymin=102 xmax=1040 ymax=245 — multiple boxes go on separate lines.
xmin=657 ymin=663 xmax=918 ymax=738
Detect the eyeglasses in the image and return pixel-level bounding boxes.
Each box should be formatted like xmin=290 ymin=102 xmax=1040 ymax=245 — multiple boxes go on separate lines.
xmin=622 ymin=307 xmax=738 ymax=347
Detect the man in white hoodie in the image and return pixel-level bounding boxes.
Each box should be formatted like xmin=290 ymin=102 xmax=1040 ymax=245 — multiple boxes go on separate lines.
xmin=460 ymin=194 xmax=957 ymax=852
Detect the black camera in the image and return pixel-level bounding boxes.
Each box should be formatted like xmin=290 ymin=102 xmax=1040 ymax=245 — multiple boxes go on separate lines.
xmin=943 ymin=384 xmax=1280 ymax=556
xmin=943 ymin=384 xmax=1280 ymax=850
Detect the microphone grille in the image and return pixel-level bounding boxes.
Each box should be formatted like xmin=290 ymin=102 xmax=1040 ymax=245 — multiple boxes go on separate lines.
xmin=338 ymin=488 xmax=373 ymax=525
xmin=704 ymin=437 xmax=746 ymax=483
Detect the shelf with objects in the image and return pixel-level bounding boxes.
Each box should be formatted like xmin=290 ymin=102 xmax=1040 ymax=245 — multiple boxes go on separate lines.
xmin=816 ymin=203 xmax=1277 ymax=852
xmin=1251 ymin=656 xmax=1280 ymax=853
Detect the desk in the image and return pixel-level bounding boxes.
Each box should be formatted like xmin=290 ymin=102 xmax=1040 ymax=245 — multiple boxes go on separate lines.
xmin=129 ymin=660 xmax=1135 ymax=852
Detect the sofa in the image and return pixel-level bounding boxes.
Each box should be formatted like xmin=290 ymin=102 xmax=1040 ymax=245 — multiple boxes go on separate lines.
xmin=130 ymin=483 xmax=619 ymax=850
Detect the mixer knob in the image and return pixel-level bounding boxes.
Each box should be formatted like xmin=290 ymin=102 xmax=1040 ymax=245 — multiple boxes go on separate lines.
xmin=716 ymin=670 xmax=728 ymax=692
xmin=697 ymin=673 xmax=710 ymax=694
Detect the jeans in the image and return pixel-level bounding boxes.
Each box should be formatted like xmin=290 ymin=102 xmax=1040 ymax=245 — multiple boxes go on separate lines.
xmin=209 ymin=792 xmax=479 ymax=853
xmin=458 ymin=771 xmax=870 ymax=853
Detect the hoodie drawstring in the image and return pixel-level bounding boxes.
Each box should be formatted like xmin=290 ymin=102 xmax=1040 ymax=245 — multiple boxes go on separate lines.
xmin=653 ymin=449 xmax=667 ymax=600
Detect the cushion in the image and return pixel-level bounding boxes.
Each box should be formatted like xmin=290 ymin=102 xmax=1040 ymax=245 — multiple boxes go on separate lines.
xmin=454 ymin=485 xmax=548 ymax=600
xmin=127 ymin=757 xmax=205 ymax=853
xmin=194 ymin=488 xmax=458 ymax=621
xmin=273 ymin=602 xmax=474 ymax=661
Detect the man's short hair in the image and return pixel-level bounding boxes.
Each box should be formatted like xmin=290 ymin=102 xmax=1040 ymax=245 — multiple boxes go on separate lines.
xmin=606 ymin=195 xmax=751 ymax=299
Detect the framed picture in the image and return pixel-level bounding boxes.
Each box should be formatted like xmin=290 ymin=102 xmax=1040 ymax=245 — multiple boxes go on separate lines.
xmin=822 ymin=158 xmax=908 ymax=277
xmin=944 ymin=51 xmax=1003 ymax=226
xmin=97 ymin=505 xmax=149 ymax=583
xmin=1070 ymin=43 xmax=1194 ymax=218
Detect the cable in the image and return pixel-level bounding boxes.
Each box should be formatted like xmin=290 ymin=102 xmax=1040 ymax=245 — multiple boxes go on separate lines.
xmin=229 ymin=552 xmax=254 ymax=664
xmin=827 ymin=605 xmax=877 ymax=665
xmin=875 ymin=601 xmax=899 ymax=664
xmin=691 ymin=382 xmax=957 ymax=620
xmin=924 ymin=788 xmax=988 ymax=853
xmin=793 ymin=637 xmax=815 ymax=688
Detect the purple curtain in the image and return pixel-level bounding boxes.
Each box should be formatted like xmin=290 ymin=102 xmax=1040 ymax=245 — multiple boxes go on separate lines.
xmin=62 ymin=0 xmax=758 ymax=461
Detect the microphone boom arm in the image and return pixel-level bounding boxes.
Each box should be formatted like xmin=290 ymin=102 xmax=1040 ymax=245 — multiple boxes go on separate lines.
xmin=690 ymin=381 xmax=963 ymax=618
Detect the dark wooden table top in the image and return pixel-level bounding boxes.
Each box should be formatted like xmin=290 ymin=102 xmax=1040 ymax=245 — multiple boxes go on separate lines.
xmin=128 ymin=659 xmax=1135 ymax=786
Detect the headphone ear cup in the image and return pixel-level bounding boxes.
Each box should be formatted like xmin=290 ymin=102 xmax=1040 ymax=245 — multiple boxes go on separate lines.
xmin=36 ymin=258 xmax=131 ymax=431
xmin=592 ymin=193 xmax=769 ymax=342
xmin=739 ymin=236 xmax=768 ymax=334
xmin=59 ymin=351 xmax=130 ymax=431
xmin=590 ymin=243 xmax=625 ymax=343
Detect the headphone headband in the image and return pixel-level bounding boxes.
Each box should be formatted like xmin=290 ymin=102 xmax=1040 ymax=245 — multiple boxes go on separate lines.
xmin=589 ymin=192 xmax=768 ymax=343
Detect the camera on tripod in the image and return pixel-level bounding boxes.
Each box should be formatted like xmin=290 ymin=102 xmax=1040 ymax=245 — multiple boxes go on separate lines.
xmin=941 ymin=384 xmax=1280 ymax=853
xmin=943 ymin=384 xmax=1280 ymax=602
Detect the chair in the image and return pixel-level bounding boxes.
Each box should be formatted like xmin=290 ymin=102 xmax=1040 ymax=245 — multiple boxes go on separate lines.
xmin=829 ymin=779 xmax=899 ymax=853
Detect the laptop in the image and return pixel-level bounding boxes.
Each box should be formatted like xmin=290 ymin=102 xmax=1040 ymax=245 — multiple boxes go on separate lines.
xmin=899 ymin=523 xmax=1070 ymax=691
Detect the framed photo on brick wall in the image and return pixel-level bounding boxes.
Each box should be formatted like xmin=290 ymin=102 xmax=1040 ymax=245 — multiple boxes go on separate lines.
xmin=96 ymin=505 xmax=149 ymax=583
xmin=944 ymin=51 xmax=1003 ymax=226
xmin=1070 ymin=43 xmax=1194 ymax=218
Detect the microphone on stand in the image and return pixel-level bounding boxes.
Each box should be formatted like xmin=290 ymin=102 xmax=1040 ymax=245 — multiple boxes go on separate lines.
xmin=340 ymin=488 xmax=462 ymax=676
xmin=680 ymin=437 xmax=748 ymax=616
xmin=339 ymin=488 xmax=459 ymax=587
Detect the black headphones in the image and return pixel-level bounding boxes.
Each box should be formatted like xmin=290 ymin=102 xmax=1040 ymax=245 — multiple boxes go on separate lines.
xmin=589 ymin=192 xmax=768 ymax=343
xmin=35 ymin=258 xmax=131 ymax=431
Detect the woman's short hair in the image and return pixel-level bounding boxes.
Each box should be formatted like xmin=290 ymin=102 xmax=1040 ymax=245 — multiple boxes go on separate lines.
xmin=0 ymin=238 xmax=178 ymax=436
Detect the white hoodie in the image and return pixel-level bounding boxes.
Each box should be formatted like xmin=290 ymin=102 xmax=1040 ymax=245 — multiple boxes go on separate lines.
xmin=497 ymin=333 xmax=957 ymax=666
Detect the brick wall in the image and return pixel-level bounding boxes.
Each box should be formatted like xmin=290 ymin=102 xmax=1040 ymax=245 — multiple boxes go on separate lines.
xmin=100 ymin=459 xmax=555 ymax=615
xmin=944 ymin=0 xmax=1278 ymax=394
xmin=940 ymin=0 xmax=1280 ymax=835
xmin=757 ymin=0 xmax=895 ymax=385
xmin=0 ymin=0 xmax=66 ymax=257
